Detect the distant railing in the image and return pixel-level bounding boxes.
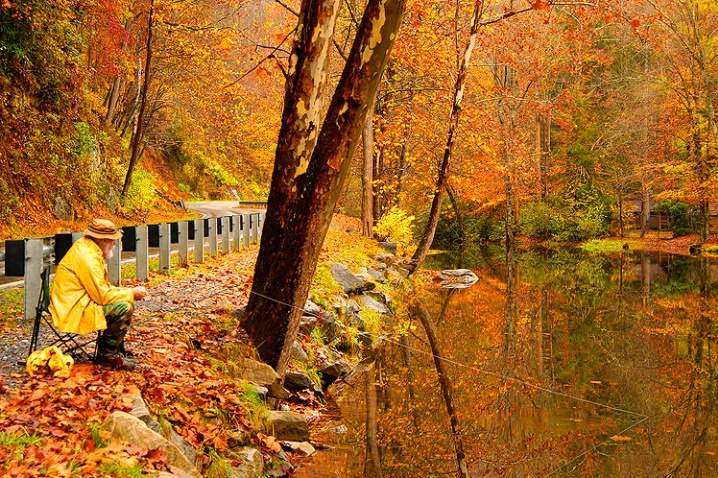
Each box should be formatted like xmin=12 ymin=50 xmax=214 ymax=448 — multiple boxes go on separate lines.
xmin=1 ymin=212 xmax=265 ymax=320
xmin=238 ymin=200 xmax=268 ymax=209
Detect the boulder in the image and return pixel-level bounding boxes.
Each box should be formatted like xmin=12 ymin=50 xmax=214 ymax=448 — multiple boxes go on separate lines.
xmin=284 ymin=371 xmax=316 ymax=392
xmin=265 ymin=411 xmax=309 ymax=442
xmin=280 ymin=441 xmax=316 ymax=456
xmin=378 ymin=242 xmax=397 ymax=255
xmin=291 ymin=342 xmax=308 ymax=363
xmin=318 ymin=311 xmax=338 ymax=343
xmin=227 ymin=430 xmax=252 ymax=449
xmin=122 ymin=394 xmax=196 ymax=464
xmin=439 ymin=269 xmax=479 ymax=289
xmin=330 ymin=263 xmax=374 ymax=294
xmin=357 ymin=294 xmax=389 ymax=315
xmin=238 ymin=358 xmax=289 ymax=400
xmin=303 ymin=300 xmax=321 ymax=317
xmin=224 ymin=447 xmax=264 ymax=478
xmin=102 ymin=411 xmax=202 ymax=478
xmin=317 ymin=359 xmax=353 ymax=388
xmin=365 ymin=266 xmax=387 ymax=283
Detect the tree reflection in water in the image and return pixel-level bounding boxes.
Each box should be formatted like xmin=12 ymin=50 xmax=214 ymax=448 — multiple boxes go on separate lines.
xmin=296 ymin=247 xmax=718 ymax=477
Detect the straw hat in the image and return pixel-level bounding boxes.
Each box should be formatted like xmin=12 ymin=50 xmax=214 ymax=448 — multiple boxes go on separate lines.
xmin=83 ymin=219 xmax=123 ymax=240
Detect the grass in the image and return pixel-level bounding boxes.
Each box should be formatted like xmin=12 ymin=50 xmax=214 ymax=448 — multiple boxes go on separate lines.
xmin=581 ymin=238 xmax=658 ymax=254
xmin=0 ymin=288 xmax=23 ymax=329
xmin=100 ymin=461 xmax=145 ymax=478
xmin=0 ymin=431 xmax=44 ymax=447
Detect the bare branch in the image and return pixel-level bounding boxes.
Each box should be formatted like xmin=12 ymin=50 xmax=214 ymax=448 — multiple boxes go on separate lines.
xmin=274 ymin=0 xmax=299 ymax=17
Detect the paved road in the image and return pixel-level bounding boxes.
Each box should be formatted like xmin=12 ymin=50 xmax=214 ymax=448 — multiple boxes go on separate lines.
xmin=185 ymin=201 xmax=259 ymax=219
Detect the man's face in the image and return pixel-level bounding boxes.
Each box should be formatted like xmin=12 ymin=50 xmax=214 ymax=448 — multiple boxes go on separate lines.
xmin=98 ymin=239 xmax=117 ymax=259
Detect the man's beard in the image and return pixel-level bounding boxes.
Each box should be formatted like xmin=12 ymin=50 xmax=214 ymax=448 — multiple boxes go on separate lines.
xmin=102 ymin=244 xmax=115 ymax=259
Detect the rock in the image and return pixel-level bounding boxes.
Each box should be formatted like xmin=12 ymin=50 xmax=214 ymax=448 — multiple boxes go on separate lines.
xmin=329 ymin=424 xmax=348 ymax=434
xmin=330 ymin=263 xmax=374 ymax=294
xmin=364 ymin=290 xmax=391 ymax=306
xmin=365 ymin=266 xmax=387 ymax=283
xmin=439 ymin=269 xmax=479 ymax=289
xmin=227 ymin=430 xmax=252 ymax=449
xmin=291 ymin=342 xmax=308 ymax=363
xmin=122 ymin=394 xmax=195 ymax=464
xmin=238 ymin=358 xmax=289 ymax=400
xmin=284 ymin=371 xmax=316 ymax=392
xmin=280 ymin=441 xmax=316 ymax=456
xmin=378 ymin=242 xmax=397 ymax=255
xmin=303 ymin=300 xmax=321 ymax=316
xmin=102 ymin=412 xmax=202 ymax=478
xmin=263 ymin=449 xmax=292 ymax=477
xmin=265 ymin=411 xmax=310 ymax=441
xmin=357 ymin=294 xmax=388 ymax=314
xmin=317 ymin=359 xmax=353 ymax=388
xmin=53 ymin=196 xmax=74 ymax=221
xmin=169 ymin=429 xmax=197 ymax=466
xmin=122 ymin=394 xmax=162 ymax=434
xmin=224 ymin=447 xmax=264 ymax=478
xmin=299 ymin=315 xmax=318 ymax=334
xmin=318 ymin=311 xmax=337 ymax=343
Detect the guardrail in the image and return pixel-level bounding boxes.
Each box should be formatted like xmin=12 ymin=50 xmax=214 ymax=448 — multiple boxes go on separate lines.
xmin=2 ymin=213 xmax=265 ymax=320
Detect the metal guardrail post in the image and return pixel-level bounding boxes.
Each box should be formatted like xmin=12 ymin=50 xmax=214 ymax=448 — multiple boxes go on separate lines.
xmin=23 ymin=239 xmax=43 ymax=320
xmin=107 ymin=241 xmax=121 ymax=285
xmin=258 ymin=212 xmax=265 ymax=239
xmin=242 ymin=214 xmax=250 ymax=249
xmin=178 ymin=221 xmax=189 ymax=265
xmin=136 ymin=226 xmax=149 ymax=281
xmin=208 ymin=218 xmax=217 ymax=257
xmin=221 ymin=216 xmax=230 ymax=253
xmin=159 ymin=223 xmax=170 ymax=273
xmin=232 ymin=215 xmax=241 ymax=251
xmin=195 ymin=219 xmax=205 ymax=263
xmin=251 ymin=213 xmax=259 ymax=244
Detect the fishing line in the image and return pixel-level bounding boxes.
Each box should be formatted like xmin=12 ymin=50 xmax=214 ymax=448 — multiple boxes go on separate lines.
xmin=143 ymin=281 xmax=651 ymax=476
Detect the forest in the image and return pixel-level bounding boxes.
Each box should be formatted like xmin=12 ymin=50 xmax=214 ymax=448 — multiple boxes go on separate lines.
xmin=1 ymin=0 xmax=716 ymax=245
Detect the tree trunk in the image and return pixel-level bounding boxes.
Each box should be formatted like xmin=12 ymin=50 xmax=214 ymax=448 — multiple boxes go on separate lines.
xmin=537 ymin=112 xmax=549 ymax=200
xmin=503 ymin=145 xmax=515 ymax=248
xmin=362 ymin=99 xmax=376 ymax=237
xmin=122 ymin=0 xmax=155 ymax=198
xmin=412 ymin=302 xmax=469 ymax=478
xmin=364 ymin=361 xmax=383 ymax=478
xmin=241 ymin=0 xmax=407 ymax=373
xmin=410 ymin=3 xmax=482 ymax=273
xmin=445 ymin=183 xmax=465 ymax=243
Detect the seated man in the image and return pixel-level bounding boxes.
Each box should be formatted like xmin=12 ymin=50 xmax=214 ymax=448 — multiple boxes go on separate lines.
xmin=49 ymin=218 xmax=146 ymax=370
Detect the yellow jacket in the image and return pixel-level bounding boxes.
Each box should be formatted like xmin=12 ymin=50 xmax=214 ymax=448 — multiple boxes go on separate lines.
xmin=49 ymin=236 xmax=134 ymax=334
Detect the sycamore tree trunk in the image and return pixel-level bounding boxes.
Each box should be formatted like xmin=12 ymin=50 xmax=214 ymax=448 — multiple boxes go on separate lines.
xmin=410 ymin=2 xmax=482 ymax=273
xmin=241 ymin=0 xmax=407 ymax=373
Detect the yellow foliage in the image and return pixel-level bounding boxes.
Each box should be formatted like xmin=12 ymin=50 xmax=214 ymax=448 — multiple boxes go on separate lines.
xmin=374 ymin=207 xmax=415 ymax=255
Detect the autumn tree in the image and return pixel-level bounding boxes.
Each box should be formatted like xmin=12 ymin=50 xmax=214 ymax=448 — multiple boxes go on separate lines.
xmin=241 ymin=0 xmax=407 ymax=372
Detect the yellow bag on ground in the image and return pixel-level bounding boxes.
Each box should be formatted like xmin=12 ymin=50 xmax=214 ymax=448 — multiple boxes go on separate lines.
xmin=26 ymin=346 xmax=74 ymax=378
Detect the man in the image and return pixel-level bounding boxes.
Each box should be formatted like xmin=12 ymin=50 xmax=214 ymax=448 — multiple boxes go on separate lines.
xmin=49 ymin=218 xmax=146 ymax=370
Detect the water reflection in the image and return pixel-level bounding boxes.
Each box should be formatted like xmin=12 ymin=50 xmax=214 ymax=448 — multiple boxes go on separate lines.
xmin=296 ymin=247 xmax=718 ymax=477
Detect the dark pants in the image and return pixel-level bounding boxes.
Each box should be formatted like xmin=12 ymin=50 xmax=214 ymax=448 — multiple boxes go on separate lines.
xmin=97 ymin=301 xmax=133 ymax=360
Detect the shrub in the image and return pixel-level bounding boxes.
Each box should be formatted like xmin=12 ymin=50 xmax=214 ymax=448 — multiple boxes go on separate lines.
xmin=120 ymin=169 xmax=158 ymax=219
xmin=374 ymin=207 xmax=415 ymax=254
xmin=655 ymin=200 xmax=700 ymax=237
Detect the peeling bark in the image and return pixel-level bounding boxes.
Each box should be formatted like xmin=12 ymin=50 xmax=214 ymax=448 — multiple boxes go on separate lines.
xmin=241 ymin=0 xmax=407 ymax=373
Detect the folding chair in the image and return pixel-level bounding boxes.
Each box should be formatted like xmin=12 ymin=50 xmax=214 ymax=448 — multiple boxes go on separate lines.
xmin=28 ymin=267 xmax=99 ymax=363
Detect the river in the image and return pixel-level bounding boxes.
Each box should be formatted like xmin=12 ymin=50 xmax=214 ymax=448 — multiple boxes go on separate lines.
xmin=295 ymin=246 xmax=718 ymax=477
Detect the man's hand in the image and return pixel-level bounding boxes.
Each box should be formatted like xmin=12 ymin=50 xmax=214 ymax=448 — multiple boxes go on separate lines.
xmin=132 ymin=287 xmax=147 ymax=301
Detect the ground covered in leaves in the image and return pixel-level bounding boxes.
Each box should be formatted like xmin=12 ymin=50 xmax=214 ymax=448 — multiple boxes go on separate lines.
xmin=0 ymin=215 xmax=376 ymax=477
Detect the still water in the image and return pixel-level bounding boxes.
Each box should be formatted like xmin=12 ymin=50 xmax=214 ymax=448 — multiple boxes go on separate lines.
xmin=296 ymin=247 xmax=718 ymax=477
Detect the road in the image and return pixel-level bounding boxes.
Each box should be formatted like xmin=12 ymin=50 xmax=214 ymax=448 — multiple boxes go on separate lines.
xmin=185 ymin=201 xmax=259 ymax=219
